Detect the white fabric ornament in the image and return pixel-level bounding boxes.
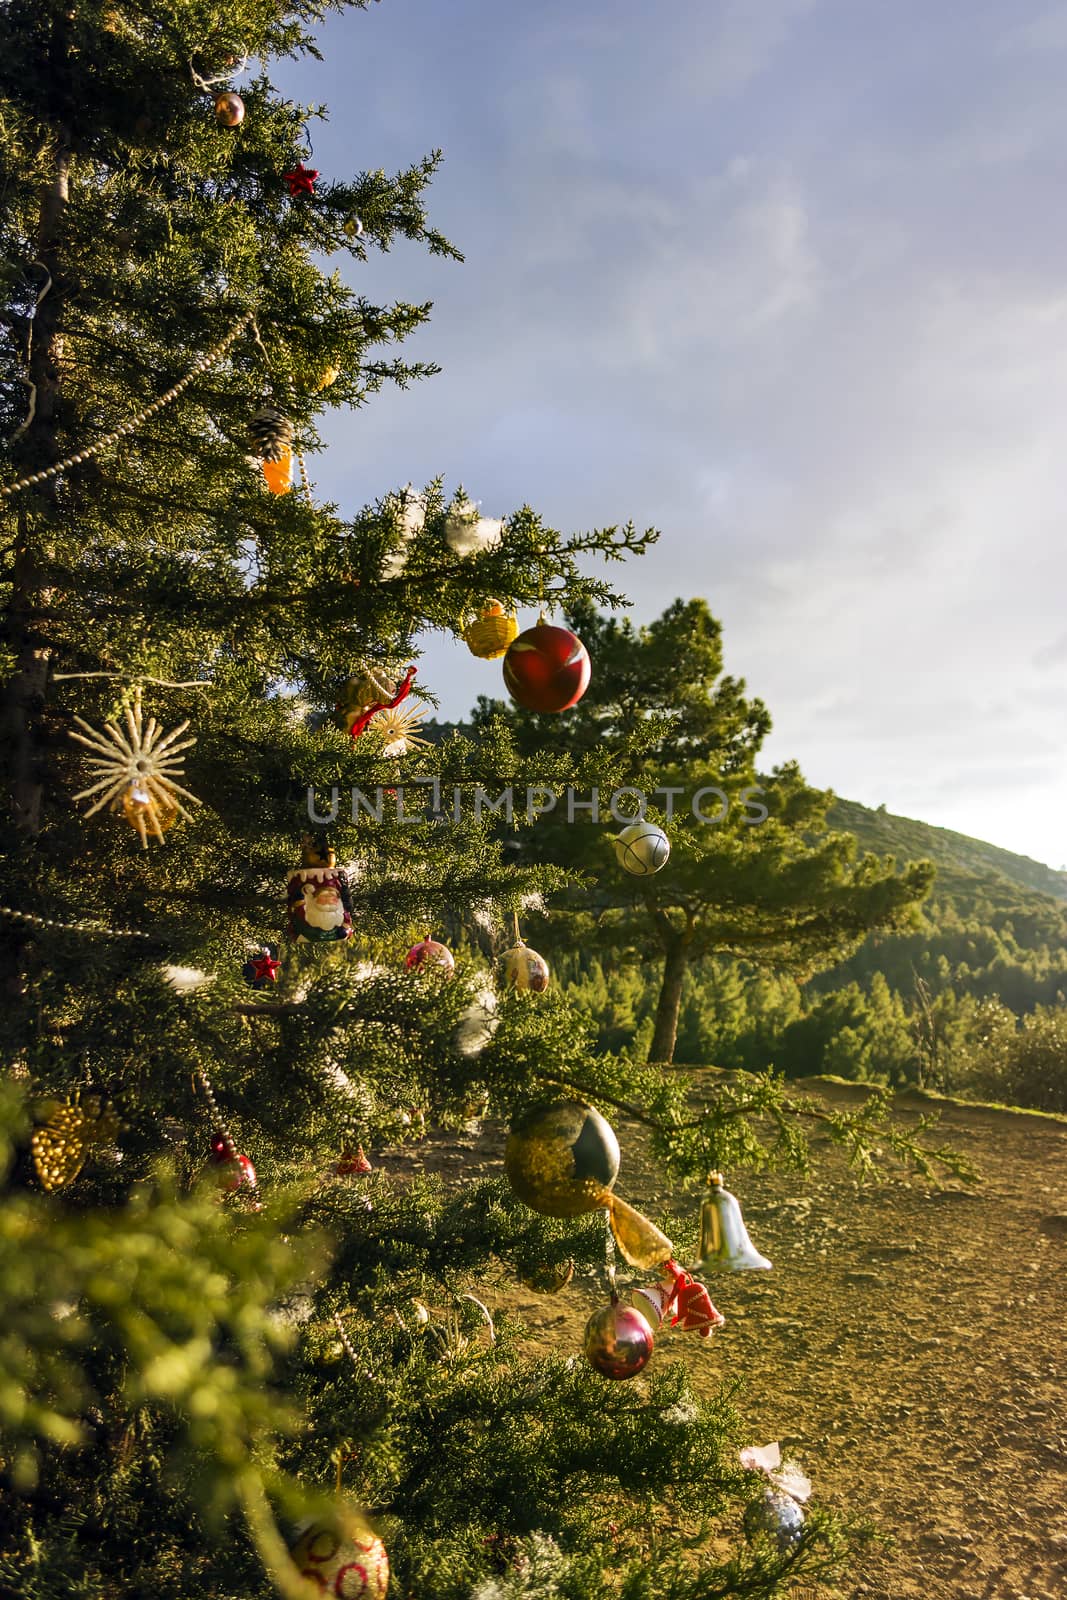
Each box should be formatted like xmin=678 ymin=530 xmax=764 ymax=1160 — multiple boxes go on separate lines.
xmin=455 ymin=983 xmax=500 ymax=1057
xmin=161 ymin=965 xmax=215 ymax=994
xmin=444 ymin=496 xmax=504 ymax=557
xmin=382 ymin=484 xmax=426 ymax=577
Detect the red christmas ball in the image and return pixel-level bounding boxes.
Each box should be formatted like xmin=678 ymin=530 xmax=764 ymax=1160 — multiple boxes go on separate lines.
xmin=502 ymin=624 xmax=590 ymax=713
xmin=405 ymin=937 xmax=455 ymax=977
xmin=209 ymin=1133 xmax=256 ymax=1193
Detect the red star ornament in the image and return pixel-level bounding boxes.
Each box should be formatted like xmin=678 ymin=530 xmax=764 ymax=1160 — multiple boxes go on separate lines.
xmin=283 ymin=162 xmax=318 ymax=197
xmin=250 ymin=950 xmax=281 ymax=984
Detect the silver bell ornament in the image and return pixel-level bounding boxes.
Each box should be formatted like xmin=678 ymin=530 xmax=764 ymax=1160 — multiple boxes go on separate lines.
xmin=694 ymin=1172 xmax=772 ymax=1272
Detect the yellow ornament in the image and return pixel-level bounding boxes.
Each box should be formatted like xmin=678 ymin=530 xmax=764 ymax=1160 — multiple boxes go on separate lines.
xmin=463 ymin=600 xmax=519 ymax=660
xmin=31 ymin=1094 xmax=119 ymax=1193
xmin=315 ymin=365 xmax=340 ymax=391
xmin=288 ymin=1505 xmax=389 ymax=1600
xmin=504 ymin=1100 xmax=674 ymax=1271
xmin=70 ymin=687 xmax=201 ymax=849
xmin=371 ymin=699 xmax=429 ymax=757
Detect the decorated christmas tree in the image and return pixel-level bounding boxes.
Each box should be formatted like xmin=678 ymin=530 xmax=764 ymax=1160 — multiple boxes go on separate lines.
xmin=0 ymin=6 xmax=969 ymax=1598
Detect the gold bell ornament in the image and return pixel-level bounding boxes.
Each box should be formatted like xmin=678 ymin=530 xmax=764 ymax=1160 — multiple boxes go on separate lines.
xmin=463 ymin=600 xmax=519 ymax=660
xmin=694 ymin=1172 xmax=772 ymax=1272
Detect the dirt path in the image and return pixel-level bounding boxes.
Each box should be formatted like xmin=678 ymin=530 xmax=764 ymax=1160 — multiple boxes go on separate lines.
xmin=377 ymin=1081 xmax=1067 ymax=1600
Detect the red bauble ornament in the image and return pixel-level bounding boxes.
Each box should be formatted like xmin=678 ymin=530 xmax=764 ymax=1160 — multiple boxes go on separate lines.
xmin=583 ymin=1294 xmax=654 ymax=1380
xmin=502 ymin=623 xmax=590 ymax=713
xmin=404 ymin=937 xmax=455 ymax=977
xmin=209 ymin=1132 xmax=257 ymax=1193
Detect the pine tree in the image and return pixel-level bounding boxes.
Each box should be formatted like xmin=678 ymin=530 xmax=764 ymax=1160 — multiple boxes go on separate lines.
xmin=475 ymin=599 xmax=935 ymax=1064
xmin=0 ymin=8 xmax=971 ymax=1599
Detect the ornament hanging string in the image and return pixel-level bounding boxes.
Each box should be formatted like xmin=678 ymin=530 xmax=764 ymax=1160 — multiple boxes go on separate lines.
xmin=0 ymin=903 xmax=155 ymax=941
xmin=7 ymin=261 xmax=53 ymax=446
xmin=0 ymin=309 xmax=257 ymax=500
xmin=189 ymin=53 xmax=250 ymax=92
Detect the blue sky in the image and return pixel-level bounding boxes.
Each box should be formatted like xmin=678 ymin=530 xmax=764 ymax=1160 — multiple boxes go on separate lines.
xmin=278 ymin=0 xmax=1067 ymax=868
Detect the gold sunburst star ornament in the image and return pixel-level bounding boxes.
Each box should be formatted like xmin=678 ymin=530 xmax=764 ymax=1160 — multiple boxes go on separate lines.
xmin=371 ymin=698 xmax=430 ymax=757
xmin=70 ymin=687 xmax=202 ymax=848
xmin=31 ymin=1094 xmax=120 ymax=1193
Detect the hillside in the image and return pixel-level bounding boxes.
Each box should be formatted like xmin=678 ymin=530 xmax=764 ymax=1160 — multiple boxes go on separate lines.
xmin=829 ymin=797 xmax=1067 ymax=903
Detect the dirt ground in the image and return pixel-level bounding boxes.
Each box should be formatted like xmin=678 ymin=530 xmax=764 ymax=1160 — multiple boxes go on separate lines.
xmin=376 ymin=1078 xmax=1067 ymax=1600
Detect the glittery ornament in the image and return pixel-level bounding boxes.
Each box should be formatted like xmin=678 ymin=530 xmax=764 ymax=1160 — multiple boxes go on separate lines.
xmin=289 ymin=1506 xmax=389 ymax=1599
xmin=404 ymin=937 xmax=455 ymax=977
xmin=504 ymin=1101 xmax=619 ymax=1218
xmin=583 ymin=1293 xmax=654 ymax=1380
xmin=504 ymin=1099 xmax=674 ymax=1270
xmin=502 ymin=622 xmax=590 ymax=713
xmin=743 ymin=1489 xmax=806 ymax=1552
xmin=31 ymin=1095 xmax=119 ymax=1193
xmin=70 ymin=688 xmax=201 ymax=848
xmin=613 ymin=821 xmax=670 ymax=876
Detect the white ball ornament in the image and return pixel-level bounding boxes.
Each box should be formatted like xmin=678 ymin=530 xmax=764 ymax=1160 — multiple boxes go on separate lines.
xmin=613 ymin=821 xmax=670 ymax=877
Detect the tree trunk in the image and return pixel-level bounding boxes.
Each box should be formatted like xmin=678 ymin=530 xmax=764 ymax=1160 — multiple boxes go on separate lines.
xmin=649 ymin=931 xmax=692 ymax=1064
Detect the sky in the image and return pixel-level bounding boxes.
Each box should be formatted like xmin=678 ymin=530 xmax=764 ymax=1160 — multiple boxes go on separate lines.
xmin=277 ymin=0 xmax=1067 ymax=869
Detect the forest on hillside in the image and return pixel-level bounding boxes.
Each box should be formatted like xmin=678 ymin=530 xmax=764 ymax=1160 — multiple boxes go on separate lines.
xmin=555 ymin=799 xmax=1067 ymax=1112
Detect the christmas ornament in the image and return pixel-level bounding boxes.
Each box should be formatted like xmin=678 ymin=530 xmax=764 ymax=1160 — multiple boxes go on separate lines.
xmin=744 ymin=1489 xmax=806 ymax=1552
xmin=283 ymin=162 xmax=318 ymax=197
xmin=740 ymin=1444 xmax=811 ymax=1554
xmin=261 ymin=454 xmax=292 ymax=494
xmin=694 ymin=1173 xmax=772 ymax=1272
xmin=659 ymin=1259 xmax=725 ymax=1337
xmin=371 ymin=698 xmax=429 ymax=757
xmin=70 ymin=688 xmax=201 ymax=848
xmin=444 ymin=497 xmax=504 ymax=555
xmin=31 ymin=1094 xmax=119 ymax=1193
xmin=518 ymin=1258 xmax=575 ymax=1294
xmin=316 ymin=365 xmax=340 ymax=391
xmin=242 ymin=945 xmax=280 ymax=987
xmin=613 ymin=820 xmax=670 ymax=876
xmin=287 ymin=839 xmax=354 ymax=944
xmin=336 ymin=1145 xmax=373 ymax=1175
xmin=503 ymin=623 xmax=590 ymax=713
xmin=630 ymin=1280 xmax=670 ymax=1331
xmin=583 ymin=1293 xmax=654 ymax=1380
xmin=404 ymin=937 xmax=455 ymax=977
xmin=344 ymin=215 xmax=365 ymax=238
xmin=463 ymin=600 xmax=519 ymax=660
xmin=214 ymin=91 xmax=245 ymax=127
xmin=209 ymin=1131 xmax=257 ymax=1194
xmin=504 ymin=1100 xmax=673 ymax=1270
xmin=289 ymin=1506 xmax=389 ymax=1600
xmin=249 ymin=404 xmax=293 ymax=463
xmin=500 ymin=939 xmax=550 ymax=993
xmin=338 ymin=664 xmax=417 ymax=741
xmin=382 ymin=485 xmax=426 ymax=578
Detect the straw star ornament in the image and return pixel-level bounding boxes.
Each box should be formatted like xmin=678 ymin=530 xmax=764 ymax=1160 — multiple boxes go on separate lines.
xmin=70 ymin=687 xmax=202 ymax=847
xmin=372 ymin=699 xmax=430 ymax=757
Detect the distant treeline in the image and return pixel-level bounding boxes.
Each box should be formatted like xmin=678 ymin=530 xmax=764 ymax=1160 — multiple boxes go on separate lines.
xmin=559 ymin=799 xmax=1067 ymax=1112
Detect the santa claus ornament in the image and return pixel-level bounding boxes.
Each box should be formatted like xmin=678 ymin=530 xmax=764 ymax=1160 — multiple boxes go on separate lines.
xmin=502 ymin=621 xmax=590 ymax=713
xmin=286 ymin=838 xmax=354 ymax=945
